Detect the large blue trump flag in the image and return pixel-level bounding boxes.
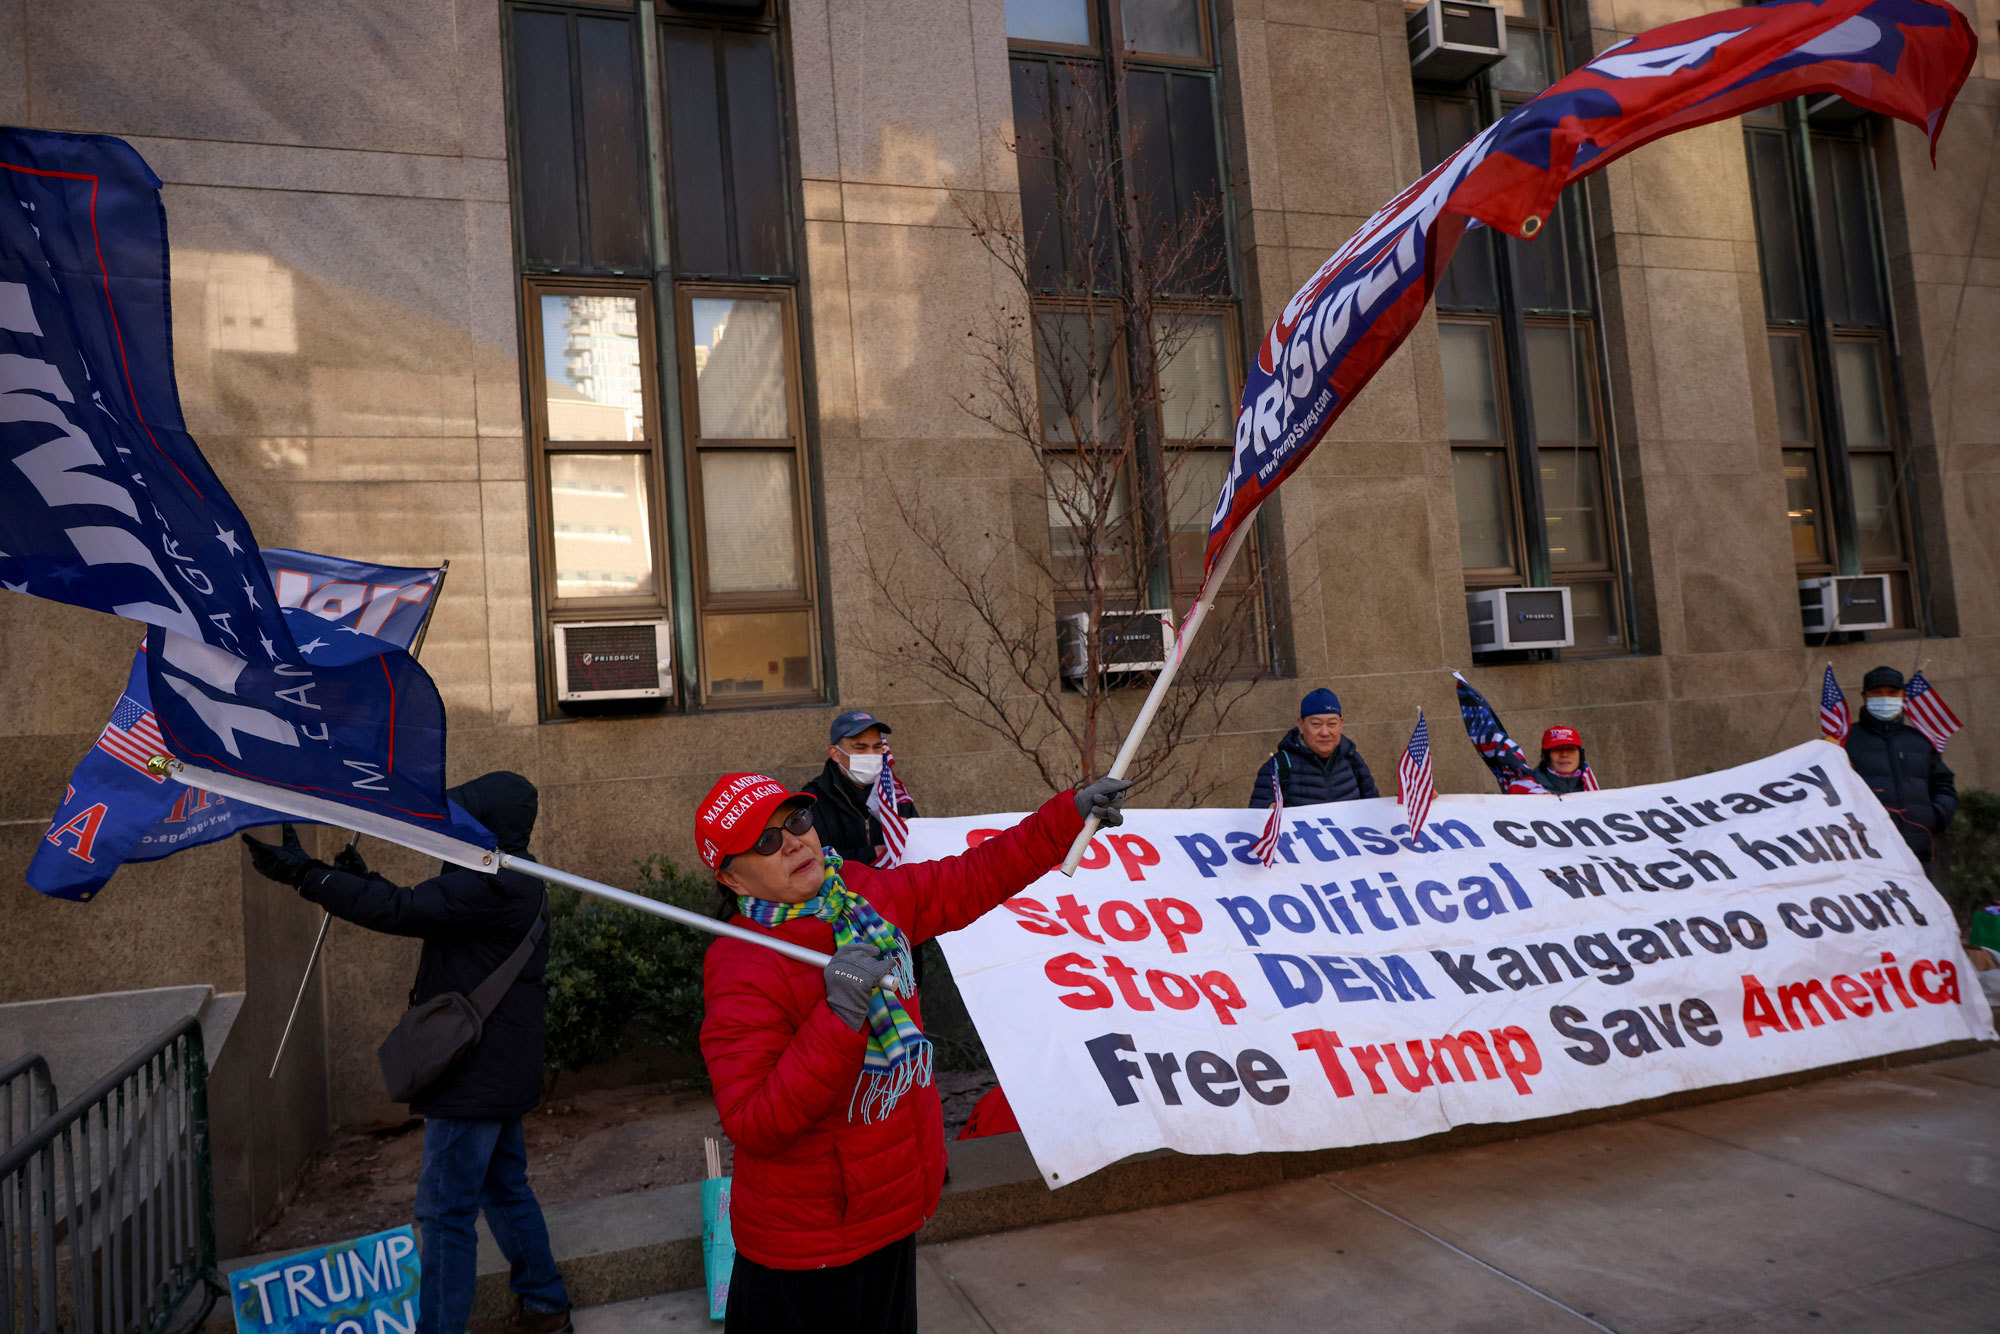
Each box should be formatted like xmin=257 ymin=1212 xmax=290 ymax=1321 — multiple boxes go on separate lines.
xmin=0 ymin=128 xmax=486 ymax=854
xmin=29 ymin=552 xmax=447 ymax=900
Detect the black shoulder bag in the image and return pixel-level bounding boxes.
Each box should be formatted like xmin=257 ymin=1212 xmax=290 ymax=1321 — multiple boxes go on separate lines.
xmin=378 ymin=909 xmax=546 ymax=1104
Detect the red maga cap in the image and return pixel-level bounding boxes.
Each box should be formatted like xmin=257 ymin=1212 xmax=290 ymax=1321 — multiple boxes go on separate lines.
xmin=1541 ymin=725 xmax=1583 ymax=750
xmin=695 ymin=772 xmax=815 ymax=870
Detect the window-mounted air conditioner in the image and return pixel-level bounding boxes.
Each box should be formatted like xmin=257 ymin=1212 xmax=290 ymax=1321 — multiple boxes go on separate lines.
xmin=1798 ymin=574 xmax=1892 ymax=634
xmin=1059 ymin=610 xmax=1176 ymax=681
xmin=1407 ymin=0 xmax=1507 ymax=84
xmin=553 ymin=620 xmax=673 ymax=702
xmin=1467 ymin=587 xmax=1574 ymax=653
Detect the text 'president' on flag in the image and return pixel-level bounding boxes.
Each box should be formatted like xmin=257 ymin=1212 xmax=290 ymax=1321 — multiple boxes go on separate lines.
xmin=1196 ymin=0 xmax=1975 ymax=591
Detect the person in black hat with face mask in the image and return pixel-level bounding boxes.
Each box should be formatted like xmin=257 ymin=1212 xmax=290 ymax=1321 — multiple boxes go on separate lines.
xmin=800 ymin=710 xmax=919 ymax=867
xmin=1844 ymin=665 xmax=1957 ymax=878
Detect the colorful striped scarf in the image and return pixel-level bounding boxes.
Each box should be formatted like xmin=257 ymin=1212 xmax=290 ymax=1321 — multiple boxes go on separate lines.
xmin=737 ymin=851 xmax=933 ymax=1122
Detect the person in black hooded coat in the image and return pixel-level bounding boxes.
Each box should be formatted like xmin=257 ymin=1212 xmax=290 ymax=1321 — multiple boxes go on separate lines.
xmin=243 ymin=773 xmax=572 ymax=1334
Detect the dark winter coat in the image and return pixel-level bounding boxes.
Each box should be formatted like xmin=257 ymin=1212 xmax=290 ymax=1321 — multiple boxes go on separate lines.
xmin=800 ymin=759 xmax=919 ymax=867
xmin=700 ymin=791 xmax=1083 ymax=1270
xmin=301 ymin=772 xmax=550 ymax=1120
xmin=1248 ymin=729 xmax=1379 ymax=808
xmin=1844 ymin=714 xmax=1957 ymax=861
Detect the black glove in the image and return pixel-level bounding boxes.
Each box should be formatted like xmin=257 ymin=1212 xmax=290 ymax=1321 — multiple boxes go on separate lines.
xmin=332 ymin=841 xmax=369 ymax=877
xmin=241 ymin=823 xmax=323 ymax=888
xmin=823 ymin=942 xmax=897 ymax=1032
xmin=1074 ymin=776 xmax=1133 ymax=828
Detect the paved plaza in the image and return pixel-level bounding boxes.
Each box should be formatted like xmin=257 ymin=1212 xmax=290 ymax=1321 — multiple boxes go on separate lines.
xmin=575 ymin=1049 xmax=2000 ymax=1332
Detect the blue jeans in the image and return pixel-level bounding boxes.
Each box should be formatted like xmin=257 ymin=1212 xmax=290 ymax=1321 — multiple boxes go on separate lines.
xmin=415 ymin=1117 xmax=569 ymax=1334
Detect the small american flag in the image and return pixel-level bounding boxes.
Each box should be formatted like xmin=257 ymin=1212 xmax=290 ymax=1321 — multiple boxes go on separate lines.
xmin=868 ymin=746 xmax=914 ymax=868
xmin=1397 ymin=711 xmax=1436 ymax=839
xmin=1819 ymin=665 xmax=1850 ymax=744
xmin=98 ymin=695 xmax=167 ymax=781
xmin=1903 ymin=671 xmax=1962 ymax=753
xmin=1253 ymin=754 xmax=1284 ymax=868
xmin=1579 ymin=763 xmax=1601 ymax=792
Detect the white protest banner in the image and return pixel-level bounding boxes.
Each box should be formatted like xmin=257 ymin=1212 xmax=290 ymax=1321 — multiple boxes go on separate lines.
xmin=920 ymin=742 xmax=1994 ymax=1188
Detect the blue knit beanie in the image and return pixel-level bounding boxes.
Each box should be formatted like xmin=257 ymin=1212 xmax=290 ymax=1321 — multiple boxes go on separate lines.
xmin=1300 ymin=687 xmax=1342 ymax=718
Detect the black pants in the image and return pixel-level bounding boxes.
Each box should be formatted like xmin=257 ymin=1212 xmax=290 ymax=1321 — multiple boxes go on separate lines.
xmin=724 ymin=1234 xmax=918 ymax=1333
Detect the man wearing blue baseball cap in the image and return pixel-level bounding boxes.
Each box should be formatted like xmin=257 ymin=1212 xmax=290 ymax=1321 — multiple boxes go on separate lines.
xmin=1249 ymin=687 xmax=1379 ymax=808
xmin=801 ymin=709 xmax=920 ymax=867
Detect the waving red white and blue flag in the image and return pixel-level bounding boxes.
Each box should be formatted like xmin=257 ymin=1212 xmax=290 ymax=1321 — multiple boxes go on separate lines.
xmin=1200 ymin=0 xmax=1975 ymax=585
xmin=1 ymin=127 xmax=490 ymax=868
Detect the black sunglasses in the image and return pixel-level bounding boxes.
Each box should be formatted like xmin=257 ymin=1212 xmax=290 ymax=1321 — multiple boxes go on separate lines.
xmin=723 ymin=804 xmax=814 ymax=869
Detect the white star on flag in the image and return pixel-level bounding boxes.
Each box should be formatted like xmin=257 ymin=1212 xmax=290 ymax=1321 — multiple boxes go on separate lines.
xmin=215 ymin=525 xmax=242 ymax=555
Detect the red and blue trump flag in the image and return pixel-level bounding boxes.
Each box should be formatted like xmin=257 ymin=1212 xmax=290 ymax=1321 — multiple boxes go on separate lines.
xmin=1455 ymin=673 xmax=1549 ymax=795
xmin=1200 ymin=0 xmax=1975 ymax=585
xmin=29 ymin=552 xmax=445 ymax=900
xmin=1 ymin=127 xmax=491 ymax=872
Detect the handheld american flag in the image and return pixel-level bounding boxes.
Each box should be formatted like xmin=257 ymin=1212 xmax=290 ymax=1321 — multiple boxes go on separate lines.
xmin=1252 ymin=755 xmax=1284 ymax=868
xmin=1820 ymin=666 xmax=1851 ymax=744
xmin=1397 ymin=712 xmax=1437 ymax=840
xmin=1903 ymin=671 xmax=1961 ymax=753
xmin=868 ymin=746 xmax=914 ymax=868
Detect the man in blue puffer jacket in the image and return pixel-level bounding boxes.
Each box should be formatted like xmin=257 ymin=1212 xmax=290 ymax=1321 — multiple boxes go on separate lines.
xmin=1249 ymin=688 xmax=1379 ymax=808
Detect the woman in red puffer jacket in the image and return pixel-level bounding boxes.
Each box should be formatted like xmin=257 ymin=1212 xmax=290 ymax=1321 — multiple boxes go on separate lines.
xmin=694 ymin=770 xmax=1130 ymax=1332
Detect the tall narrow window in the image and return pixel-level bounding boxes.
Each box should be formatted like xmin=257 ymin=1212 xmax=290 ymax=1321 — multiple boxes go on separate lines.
xmin=1009 ymin=0 xmax=1263 ymax=674
xmin=1743 ymin=105 xmax=1917 ymax=629
xmin=1417 ymin=0 xmax=1627 ymax=655
xmin=508 ymin=1 xmax=821 ymax=710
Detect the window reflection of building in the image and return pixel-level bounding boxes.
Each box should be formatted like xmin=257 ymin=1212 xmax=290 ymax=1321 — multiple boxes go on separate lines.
xmin=544 ymin=295 xmax=645 ymax=441
xmin=179 ymin=251 xmax=298 ymax=355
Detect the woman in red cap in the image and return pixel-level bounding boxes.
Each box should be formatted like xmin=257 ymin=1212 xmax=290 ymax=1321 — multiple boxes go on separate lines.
xmin=1531 ymin=725 xmax=1598 ymax=794
xmin=694 ymin=770 xmax=1130 ymax=1332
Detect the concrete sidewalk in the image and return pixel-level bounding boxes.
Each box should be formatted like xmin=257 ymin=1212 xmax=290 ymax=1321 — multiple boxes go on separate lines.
xmin=574 ymin=1049 xmax=2000 ymax=1332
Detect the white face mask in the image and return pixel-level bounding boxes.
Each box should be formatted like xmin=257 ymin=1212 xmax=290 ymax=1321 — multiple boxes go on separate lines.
xmin=843 ymin=751 xmax=884 ymax=785
xmin=1864 ymin=696 xmax=1903 ymax=722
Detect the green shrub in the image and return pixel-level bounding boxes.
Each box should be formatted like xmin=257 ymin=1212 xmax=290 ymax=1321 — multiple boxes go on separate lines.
xmin=544 ymin=855 xmax=716 ymax=1078
xmin=1940 ymin=788 xmax=2000 ymax=930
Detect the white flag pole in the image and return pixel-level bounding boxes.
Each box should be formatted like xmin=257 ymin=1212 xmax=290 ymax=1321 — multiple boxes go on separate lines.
xmin=1058 ymin=518 xmax=1257 ymax=876
xmin=151 ymin=755 xmax=837 ymax=973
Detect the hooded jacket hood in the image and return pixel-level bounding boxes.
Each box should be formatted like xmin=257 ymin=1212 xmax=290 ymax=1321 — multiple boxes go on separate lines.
xmin=448 ymin=771 xmax=539 ymax=855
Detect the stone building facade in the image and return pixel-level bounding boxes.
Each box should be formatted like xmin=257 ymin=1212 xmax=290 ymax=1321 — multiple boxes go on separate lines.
xmin=2 ymin=0 xmax=1995 ymax=1252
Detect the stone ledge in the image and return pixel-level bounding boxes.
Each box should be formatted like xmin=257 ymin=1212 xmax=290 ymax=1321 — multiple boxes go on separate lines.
xmin=206 ymin=1036 xmax=1993 ymax=1324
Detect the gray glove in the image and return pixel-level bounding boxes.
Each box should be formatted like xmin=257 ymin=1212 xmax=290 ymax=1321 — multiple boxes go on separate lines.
xmin=1075 ymin=775 xmax=1133 ymax=828
xmin=823 ymin=942 xmax=897 ymax=1032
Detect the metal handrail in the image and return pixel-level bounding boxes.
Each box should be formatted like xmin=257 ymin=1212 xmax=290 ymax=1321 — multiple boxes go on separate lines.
xmin=0 ymin=1019 xmax=222 ymax=1334
xmin=0 ymin=1055 xmax=56 ymax=1157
